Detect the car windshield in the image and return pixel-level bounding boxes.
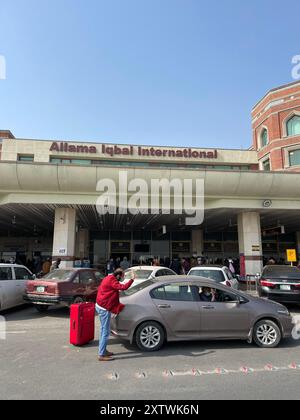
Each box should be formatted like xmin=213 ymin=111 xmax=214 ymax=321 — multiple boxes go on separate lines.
xmin=263 ymin=266 xmax=300 ymax=279
xmin=122 ymin=280 xmax=155 ymax=296
xmin=124 ymin=270 xmax=152 ymax=280
xmin=42 ymin=270 xmax=74 ymax=282
xmin=189 ymin=269 xmax=224 ymax=283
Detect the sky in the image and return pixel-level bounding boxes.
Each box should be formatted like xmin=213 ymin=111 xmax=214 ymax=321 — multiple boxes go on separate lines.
xmin=0 ymin=0 xmax=300 ymax=149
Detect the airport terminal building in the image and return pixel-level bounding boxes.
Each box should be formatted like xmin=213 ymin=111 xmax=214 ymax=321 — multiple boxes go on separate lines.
xmin=1 ymin=81 xmax=300 ymax=276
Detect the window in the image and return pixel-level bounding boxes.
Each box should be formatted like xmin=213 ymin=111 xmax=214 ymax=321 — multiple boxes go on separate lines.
xmin=73 ymin=275 xmax=80 ymax=284
xmin=224 ymin=267 xmax=234 ymax=280
xmin=18 ymin=155 xmax=34 ymax=162
xmin=14 ymin=267 xmax=32 ymax=280
xmin=50 ymin=158 xmax=92 ymax=165
xmin=190 ymin=269 xmax=225 ymax=283
xmin=43 ymin=270 xmax=73 ymax=281
xmin=94 ymin=271 xmax=104 ymax=283
xmin=260 ymin=129 xmax=268 ymax=148
xmin=122 ymin=280 xmax=154 ymax=296
xmin=289 ymin=150 xmax=300 ymax=166
xmin=155 ymin=269 xmax=168 ymax=277
xmin=198 ymin=286 xmax=239 ymax=303
xmin=0 ymin=267 xmax=13 ymax=281
xmin=213 ymin=289 xmax=239 ymax=303
xmin=124 ymin=270 xmax=152 ymax=280
xmin=151 ymin=284 xmax=196 ymax=302
xmin=79 ymin=271 xmax=94 ymax=285
xmin=262 ymin=159 xmax=271 ymax=171
xmin=287 ymin=115 xmax=300 ymax=136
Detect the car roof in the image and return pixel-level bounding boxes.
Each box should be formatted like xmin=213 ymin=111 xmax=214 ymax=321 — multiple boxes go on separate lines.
xmin=52 ymin=268 xmax=95 ymax=271
xmin=149 ymin=275 xmax=225 ymax=285
xmin=189 ymin=265 xmax=225 ymax=270
xmin=127 ymin=266 xmax=171 ymax=271
xmin=263 ymin=265 xmax=300 ymax=273
xmin=0 ymin=263 xmax=28 ymax=268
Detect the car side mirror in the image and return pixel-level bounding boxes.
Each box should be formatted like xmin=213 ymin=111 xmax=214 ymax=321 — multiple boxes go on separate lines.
xmin=238 ymin=296 xmax=247 ymax=304
xmin=31 ymin=274 xmax=36 ymax=280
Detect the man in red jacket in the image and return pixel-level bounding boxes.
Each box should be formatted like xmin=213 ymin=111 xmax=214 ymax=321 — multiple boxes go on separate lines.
xmin=96 ymin=268 xmax=135 ymax=361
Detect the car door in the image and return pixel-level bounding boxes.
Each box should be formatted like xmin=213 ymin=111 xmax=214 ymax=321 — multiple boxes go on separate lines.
xmin=151 ymin=283 xmax=201 ymax=339
xmin=13 ymin=267 xmax=33 ymax=304
xmin=197 ymin=286 xmax=251 ymax=339
xmin=0 ymin=267 xmax=14 ymax=310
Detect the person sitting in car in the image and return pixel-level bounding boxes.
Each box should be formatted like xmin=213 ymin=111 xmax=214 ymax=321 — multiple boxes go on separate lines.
xmin=199 ymin=287 xmax=216 ymax=302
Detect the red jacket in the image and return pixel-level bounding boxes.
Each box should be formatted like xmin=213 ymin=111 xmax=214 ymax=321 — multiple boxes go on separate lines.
xmin=96 ymin=274 xmax=134 ymax=314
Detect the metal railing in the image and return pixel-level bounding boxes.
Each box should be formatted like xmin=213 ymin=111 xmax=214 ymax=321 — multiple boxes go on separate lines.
xmin=245 ymin=274 xmax=259 ymax=293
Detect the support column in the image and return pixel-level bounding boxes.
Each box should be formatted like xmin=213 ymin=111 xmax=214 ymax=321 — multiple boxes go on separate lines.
xmin=191 ymin=229 xmax=204 ymax=256
xmin=75 ymin=228 xmax=90 ymax=259
xmin=52 ymin=208 xmax=76 ymax=268
xmin=238 ymin=212 xmax=263 ymax=277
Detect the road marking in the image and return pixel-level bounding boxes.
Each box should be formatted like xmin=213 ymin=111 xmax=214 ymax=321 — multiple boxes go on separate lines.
xmin=107 ymin=363 xmax=300 ymax=380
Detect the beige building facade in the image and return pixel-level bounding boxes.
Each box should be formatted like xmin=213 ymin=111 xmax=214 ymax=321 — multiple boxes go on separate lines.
xmin=1 ymin=81 xmax=300 ymax=276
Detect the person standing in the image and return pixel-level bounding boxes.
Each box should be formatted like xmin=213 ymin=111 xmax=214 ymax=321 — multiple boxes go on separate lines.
xmin=120 ymin=256 xmax=130 ymax=271
xmin=152 ymin=257 xmax=160 ymax=267
xmin=106 ymin=258 xmax=115 ymax=275
xmin=42 ymin=258 xmax=51 ymax=275
xmin=96 ymin=268 xmax=135 ymax=361
xmin=50 ymin=258 xmax=61 ymax=272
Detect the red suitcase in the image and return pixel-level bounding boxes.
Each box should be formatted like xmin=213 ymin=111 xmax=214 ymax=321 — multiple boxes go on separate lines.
xmin=70 ymin=302 xmax=95 ymax=346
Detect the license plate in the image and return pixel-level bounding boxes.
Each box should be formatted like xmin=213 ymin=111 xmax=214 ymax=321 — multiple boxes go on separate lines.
xmin=36 ymin=286 xmax=45 ymax=293
xmin=280 ymin=285 xmax=291 ymax=291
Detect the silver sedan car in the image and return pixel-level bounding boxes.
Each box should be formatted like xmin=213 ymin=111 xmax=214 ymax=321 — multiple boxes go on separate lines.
xmin=111 ymin=276 xmax=293 ymax=352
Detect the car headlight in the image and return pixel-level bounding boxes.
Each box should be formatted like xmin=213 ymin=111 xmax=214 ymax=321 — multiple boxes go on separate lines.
xmin=277 ymin=308 xmax=290 ymax=316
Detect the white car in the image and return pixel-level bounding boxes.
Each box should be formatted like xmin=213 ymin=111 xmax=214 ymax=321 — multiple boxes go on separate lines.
xmin=123 ymin=266 xmax=177 ymax=288
xmin=0 ymin=264 xmax=34 ymax=311
xmin=188 ymin=265 xmax=239 ymax=289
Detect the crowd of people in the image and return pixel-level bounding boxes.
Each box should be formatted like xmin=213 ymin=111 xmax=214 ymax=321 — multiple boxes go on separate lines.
xmin=1 ymin=253 xmax=299 ymax=278
xmin=105 ymin=255 xmax=240 ymax=275
xmin=0 ymin=255 xmax=62 ymax=276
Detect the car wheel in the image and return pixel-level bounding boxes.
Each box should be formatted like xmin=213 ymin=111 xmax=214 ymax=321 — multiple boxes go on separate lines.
xmin=253 ymin=319 xmax=282 ymax=348
xmin=135 ymin=321 xmax=165 ymax=352
xmin=35 ymin=304 xmax=49 ymax=313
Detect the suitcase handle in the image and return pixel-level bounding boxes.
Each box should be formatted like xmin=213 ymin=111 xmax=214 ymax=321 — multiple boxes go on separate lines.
xmin=72 ymin=320 xmax=76 ymax=330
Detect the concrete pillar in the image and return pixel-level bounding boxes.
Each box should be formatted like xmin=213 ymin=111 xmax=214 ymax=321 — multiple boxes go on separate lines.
xmin=191 ymin=230 xmax=204 ymax=256
xmin=75 ymin=228 xmax=90 ymax=259
xmin=52 ymin=208 xmax=76 ymax=268
xmin=238 ymin=212 xmax=263 ymax=277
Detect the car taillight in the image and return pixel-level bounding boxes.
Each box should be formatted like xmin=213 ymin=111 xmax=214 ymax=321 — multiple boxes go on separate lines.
xmin=226 ymin=280 xmax=231 ymax=287
xmin=26 ymin=282 xmax=35 ymax=292
xmin=294 ymin=284 xmax=300 ymax=289
xmin=260 ymin=280 xmax=276 ymax=288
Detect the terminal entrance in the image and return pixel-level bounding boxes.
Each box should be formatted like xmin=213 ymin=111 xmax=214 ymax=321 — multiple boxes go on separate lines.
xmin=0 ymin=203 xmax=299 ymax=276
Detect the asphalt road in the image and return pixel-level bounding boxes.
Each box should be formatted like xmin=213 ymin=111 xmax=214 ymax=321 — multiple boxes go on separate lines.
xmin=1 ymin=303 xmax=300 ymax=400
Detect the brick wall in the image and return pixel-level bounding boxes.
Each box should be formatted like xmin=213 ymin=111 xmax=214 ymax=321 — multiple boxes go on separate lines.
xmin=252 ymin=82 xmax=300 ymax=171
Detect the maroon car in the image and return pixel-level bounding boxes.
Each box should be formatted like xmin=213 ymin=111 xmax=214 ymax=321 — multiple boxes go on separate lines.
xmin=24 ymin=268 xmax=104 ymax=312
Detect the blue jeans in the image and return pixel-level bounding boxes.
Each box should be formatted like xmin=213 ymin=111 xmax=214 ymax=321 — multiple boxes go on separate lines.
xmin=96 ymin=305 xmax=111 ymax=356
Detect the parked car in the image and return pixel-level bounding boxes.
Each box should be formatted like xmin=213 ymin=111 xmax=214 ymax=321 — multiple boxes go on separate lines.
xmin=188 ymin=265 xmax=239 ymax=289
xmin=24 ymin=268 xmax=104 ymax=312
xmin=123 ymin=266 xmax=177 ymax=288
xmin=0 ymin=264 xmax=35 ymax=311
xmin=258 ymin=265 xmax=300 ymax=304
xmin=111 ymin=276 xmax=293 ymax=351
